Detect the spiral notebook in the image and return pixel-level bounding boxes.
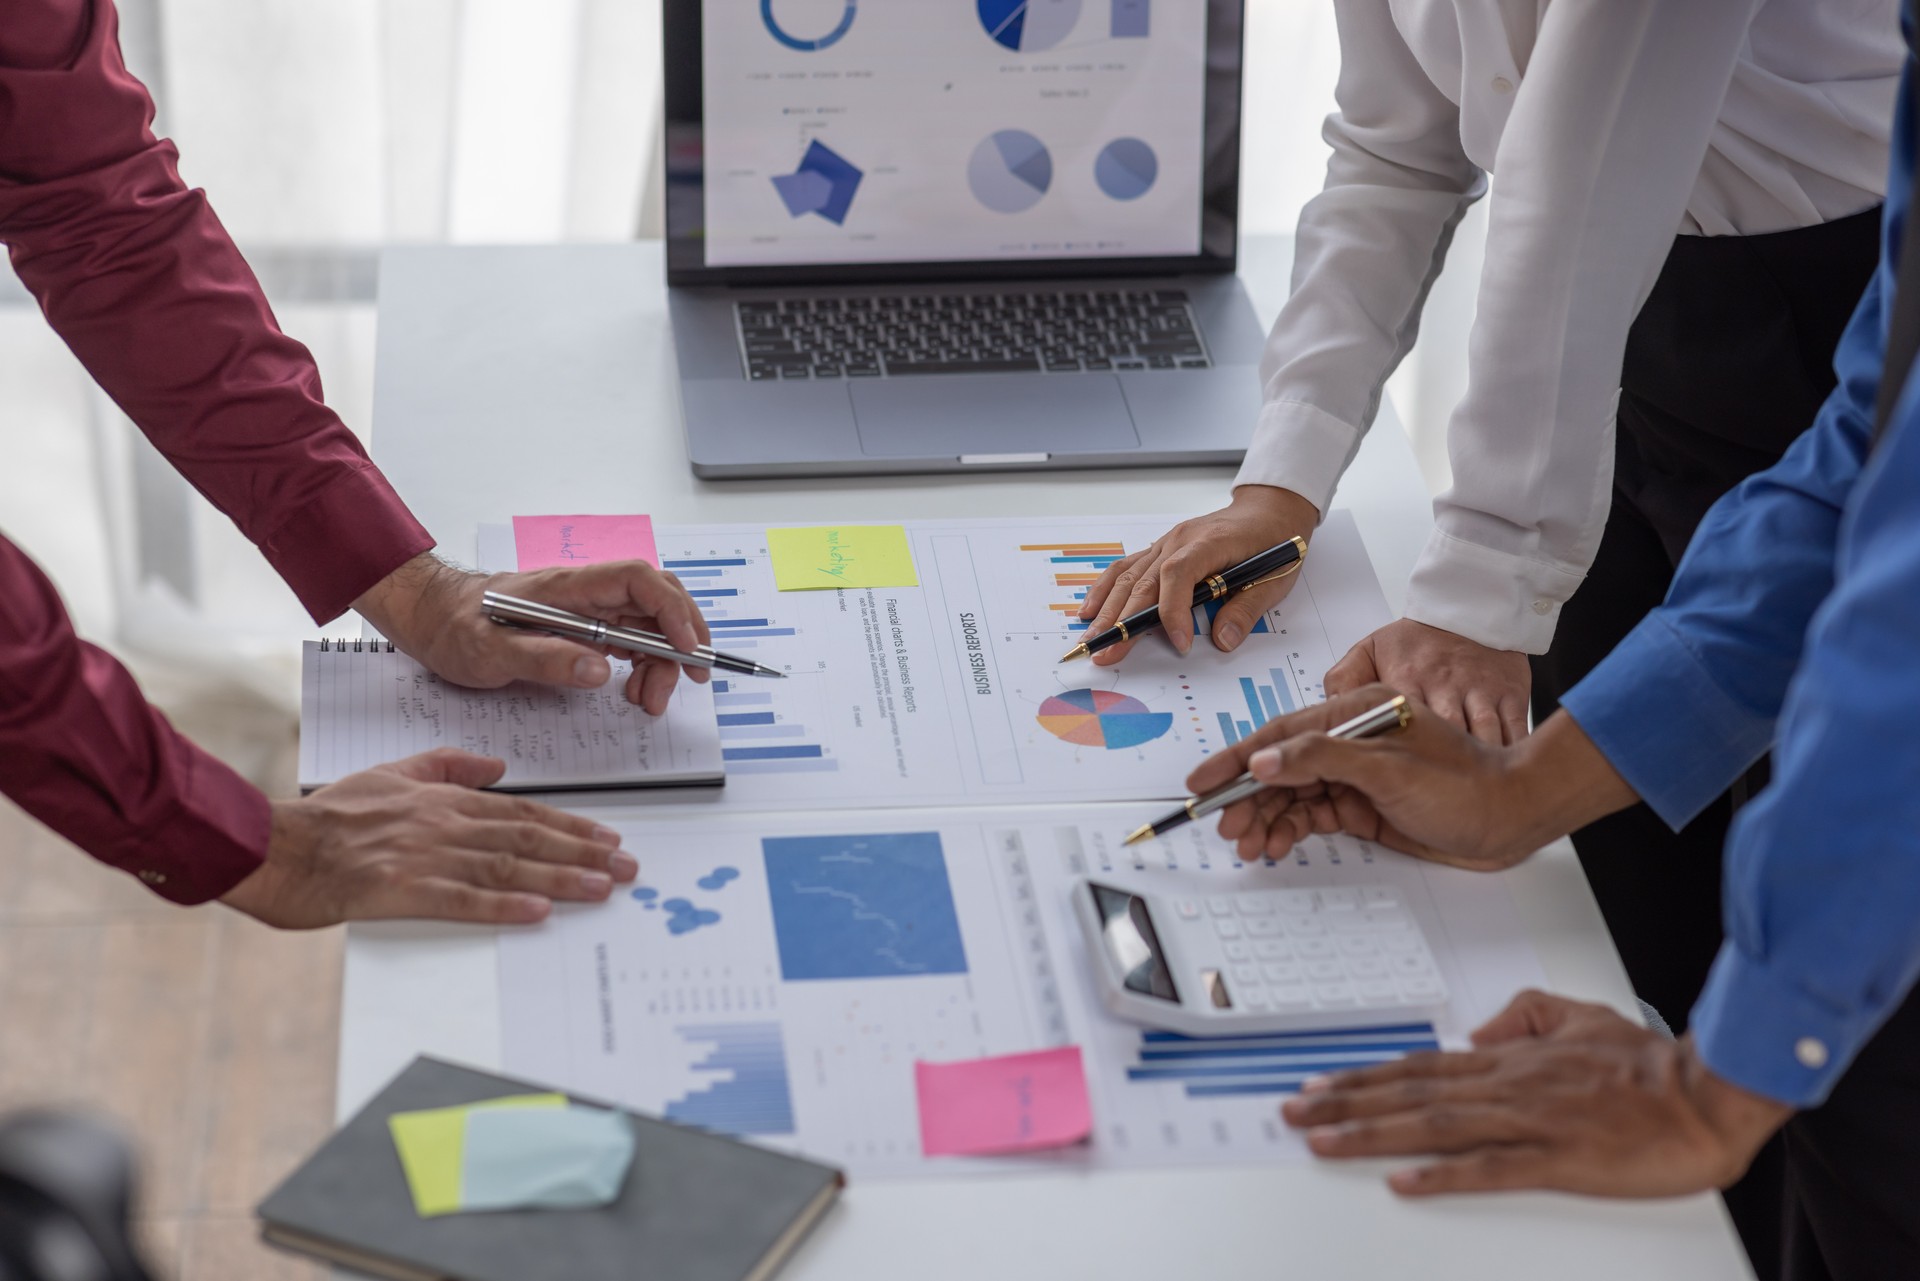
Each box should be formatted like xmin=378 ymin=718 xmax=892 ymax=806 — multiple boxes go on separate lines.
xmin=298 ymin=639 xmax=724 ymax=793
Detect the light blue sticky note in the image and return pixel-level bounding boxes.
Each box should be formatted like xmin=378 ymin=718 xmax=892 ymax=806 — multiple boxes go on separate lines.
xmin=459 ymin=1104 xmax=636 ymax=1213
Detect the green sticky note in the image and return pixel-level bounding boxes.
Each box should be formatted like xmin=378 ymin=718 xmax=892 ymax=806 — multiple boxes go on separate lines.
xmin=388 ymin=1093 xmax=566 ymax=1217
xmin=767 ymin=525 xmax=918 ymax=591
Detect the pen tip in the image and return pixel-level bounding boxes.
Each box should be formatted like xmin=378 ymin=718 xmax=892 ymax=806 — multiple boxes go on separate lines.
xmin=1059 ymin=643 xmax=1090 ymax=664
xmin=1122 ymin=823 xmax=1154 ymax=847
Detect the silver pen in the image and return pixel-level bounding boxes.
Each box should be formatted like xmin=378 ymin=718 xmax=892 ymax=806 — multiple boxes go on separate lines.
xmin=481 ymin=590 xmax=786 ymax=679
xmin=1123 ymin=695 xmax=1412 ymax=846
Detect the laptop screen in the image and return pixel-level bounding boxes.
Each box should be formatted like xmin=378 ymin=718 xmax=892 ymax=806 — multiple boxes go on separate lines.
xmin=664 ymin=1 xmax=1244 ymax=284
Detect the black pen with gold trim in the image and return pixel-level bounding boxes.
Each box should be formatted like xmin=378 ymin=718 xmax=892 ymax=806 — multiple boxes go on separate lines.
xmin=1060 ymin=536 xmax=1307 ymax=663
xmin=1123 ymin=695 xmax=1412 ymax=846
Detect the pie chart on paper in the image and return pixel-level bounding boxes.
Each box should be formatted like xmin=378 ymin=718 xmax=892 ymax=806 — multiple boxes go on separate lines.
xmin=1037 ymin=688 xmax=1173 ymax=750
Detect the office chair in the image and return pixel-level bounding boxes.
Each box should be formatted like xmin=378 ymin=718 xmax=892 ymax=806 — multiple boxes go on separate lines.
xmin=0 ymin=1111 xmax=157 ymax=1281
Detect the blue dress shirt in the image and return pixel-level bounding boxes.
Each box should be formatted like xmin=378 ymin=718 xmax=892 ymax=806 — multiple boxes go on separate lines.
xmin=1560 ymin=67 xmax=1920 ymax=1108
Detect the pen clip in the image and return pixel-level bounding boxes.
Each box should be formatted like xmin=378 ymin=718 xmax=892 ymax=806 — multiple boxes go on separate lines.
xmin=1240 ymin=559 xmax=1304 ymax=591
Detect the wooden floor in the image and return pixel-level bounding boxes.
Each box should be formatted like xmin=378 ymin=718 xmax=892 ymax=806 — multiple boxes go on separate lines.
xmin=0 ymin=679 xmax=337 ymax=1280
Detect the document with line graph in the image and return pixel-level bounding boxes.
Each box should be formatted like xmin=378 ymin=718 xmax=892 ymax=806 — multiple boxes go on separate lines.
xmin=477 ymin=511 xmax=1390 ymax=809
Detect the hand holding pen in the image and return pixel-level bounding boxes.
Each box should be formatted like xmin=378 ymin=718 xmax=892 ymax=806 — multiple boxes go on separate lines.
xmin=1075 ymin=488 xmax=1323 ymax=662
xmin=482 ymin=591 xmax=784 ymax=680
xmin=1062 ymin=536 xmax=1306 ymax=664
xmin=1129 ymin=694 xmax=1413 ymax=851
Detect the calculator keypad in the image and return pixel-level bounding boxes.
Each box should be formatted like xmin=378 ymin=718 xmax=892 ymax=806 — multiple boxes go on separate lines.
xmin=1172 ymin=885 xmax=1447 ymax=1014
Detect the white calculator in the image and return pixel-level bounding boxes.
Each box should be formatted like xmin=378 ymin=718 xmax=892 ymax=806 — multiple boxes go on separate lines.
xmin=1071 ymin=879 xmax=1450 ymax=1036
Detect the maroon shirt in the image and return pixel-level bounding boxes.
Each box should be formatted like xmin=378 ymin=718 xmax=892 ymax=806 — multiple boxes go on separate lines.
xmin=0 ymin=0 xmax=433 ymax=903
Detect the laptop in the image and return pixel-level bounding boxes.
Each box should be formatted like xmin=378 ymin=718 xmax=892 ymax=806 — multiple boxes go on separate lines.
xmin=663 ymin=0 xmax=1265 ymax=478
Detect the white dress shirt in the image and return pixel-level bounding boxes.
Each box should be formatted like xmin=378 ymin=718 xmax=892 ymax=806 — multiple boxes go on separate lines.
xmin=1237 ymin=0 xmax=1900 ymax=653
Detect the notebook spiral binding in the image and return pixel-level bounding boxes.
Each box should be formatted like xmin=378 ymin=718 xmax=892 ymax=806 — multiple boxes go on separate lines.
xmin=319 ymin=638 xmax=397 ymax=653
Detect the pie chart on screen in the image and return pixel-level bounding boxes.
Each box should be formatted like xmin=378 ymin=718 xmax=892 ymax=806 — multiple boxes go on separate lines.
xmin=968 ymin=129 xmax=1053 ymax=213
xmin=1095 ymin=137 xmax=1158 ymax=200
xmin=1037 ymin=688 xmax=1173 ymax=750
xmin=977 ymin=0 xmax=1082 ymax=52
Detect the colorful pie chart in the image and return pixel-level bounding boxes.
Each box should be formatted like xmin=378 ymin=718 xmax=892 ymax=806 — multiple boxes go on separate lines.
xmin=1037 ymin=688 xmax=1173 ymax=750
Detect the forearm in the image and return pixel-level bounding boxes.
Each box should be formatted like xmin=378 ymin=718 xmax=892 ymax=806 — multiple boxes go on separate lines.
xmin=1406 ymin=0 xmax=1760 ymax=654
xmin=1238 ymin=0 xmax=1481 ymax=511
xmin=0 ymin=538 xmax=267 ymax=903
xmin=0 ymin=0 xmax=432 ymax=622
xmin=1497 ymin=710 xmax=1642 ymax=854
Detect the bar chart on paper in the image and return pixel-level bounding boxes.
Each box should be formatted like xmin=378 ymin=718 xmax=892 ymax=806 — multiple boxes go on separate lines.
xmin=1019 ymin=538 xmax=1126 ymax=637
xmin=657 ymin=544 xmax=841 ymax=777
xmin=663 ymin=1023 xmax=798 ymax=1137
xmin=1213 ymin=667 xmax=1312 ymax=747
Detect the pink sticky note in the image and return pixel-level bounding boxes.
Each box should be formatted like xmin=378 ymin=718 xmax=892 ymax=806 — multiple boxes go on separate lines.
xmin=512 ymin=515 xmax=658 ymax=571
xmin=915 ymin=1046 xmax=1093 ymax=1157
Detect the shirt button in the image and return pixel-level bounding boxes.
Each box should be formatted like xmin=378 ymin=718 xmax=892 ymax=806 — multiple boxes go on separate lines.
xmin=1795 ymin=1037 xmax=1829 ymax=1069
xmin=137 ymin=870 xmax=167 ymax=886
xmin=1531 ymin=599 xmax=1553 ymax=616
xmin=1492 ymin=76 xmax=1515 ymax=95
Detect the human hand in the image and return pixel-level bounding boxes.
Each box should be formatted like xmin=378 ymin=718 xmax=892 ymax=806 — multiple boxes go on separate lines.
xmin=222 ymin=749 xmax=638 ymax=929
xmin=1278 ymin=990 xmax=1792 ymax=1198
xmin=354 ymin=553 xmax=712 ymax=715
xmin=1076 ymin=486 xmax=1320 ymax=664
xmin=1182 ymin=687 xmax=1637 ymax=866
xmin=1327 ymin=618 xmax=1531 ymax=745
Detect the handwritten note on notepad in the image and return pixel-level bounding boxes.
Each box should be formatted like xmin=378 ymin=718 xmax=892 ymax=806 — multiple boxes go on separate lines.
xmin=512 ymin=515 xmax=658 ymax=571
xmin=297 ymin=642 xmax=722 ymax=793
xmin=766 ymin=525 xmax=918 ymax=591
xmin=914 ymin=1046 xmax=1092 ymax=1156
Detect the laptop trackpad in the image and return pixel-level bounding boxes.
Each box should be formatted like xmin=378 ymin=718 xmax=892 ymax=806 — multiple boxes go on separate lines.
xmin=850 ymin=373 xmax=1139 ymax=458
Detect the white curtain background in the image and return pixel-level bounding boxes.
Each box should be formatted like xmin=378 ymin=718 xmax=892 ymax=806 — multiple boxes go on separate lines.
xmin=1 ymin=0 xmax=1482 ymax=715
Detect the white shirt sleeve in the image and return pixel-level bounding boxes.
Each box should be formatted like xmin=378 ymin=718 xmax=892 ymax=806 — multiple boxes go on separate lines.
xmin=1234 ymin=0 xmax=1483 ymax=524
xmin=1242 ymin=0 xmax=1768 ymax=655
xmin=1407 ymin=0 xmax=1764 ymax=653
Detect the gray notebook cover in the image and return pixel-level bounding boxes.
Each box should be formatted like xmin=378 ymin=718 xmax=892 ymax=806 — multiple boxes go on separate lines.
xmin=258 ymin=1056 xmax=843 ymax=1281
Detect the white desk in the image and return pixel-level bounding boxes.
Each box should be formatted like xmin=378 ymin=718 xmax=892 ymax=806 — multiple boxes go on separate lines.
xmin=343 ymin=237 xmax=1751 ymax=1280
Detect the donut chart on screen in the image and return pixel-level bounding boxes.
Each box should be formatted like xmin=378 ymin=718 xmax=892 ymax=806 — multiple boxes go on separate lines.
xmin=1037 ymin=688 xmax=1174 ymax=750
xmin=761 ymin=0 xmax=857 ymax=51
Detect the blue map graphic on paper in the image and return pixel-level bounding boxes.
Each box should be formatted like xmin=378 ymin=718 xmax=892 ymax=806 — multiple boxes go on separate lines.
xmin=630 ymin=867 xmax=738 ymax=935
xmin=772 ymin=141 xmax=864 ymax=225
xmin=762 ymin=833 xmax=969 ymax=980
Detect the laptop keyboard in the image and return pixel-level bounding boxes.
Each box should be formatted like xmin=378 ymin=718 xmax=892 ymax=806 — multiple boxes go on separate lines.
xmin=733 ymin=289 xmax=1211 ymax=380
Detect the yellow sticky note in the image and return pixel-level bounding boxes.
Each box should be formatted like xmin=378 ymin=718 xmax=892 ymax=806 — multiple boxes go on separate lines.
xmin=766 ymin=525 xmax=918 ymax=591
xmin=388 ymin=1093 xmax=566 ymax=1217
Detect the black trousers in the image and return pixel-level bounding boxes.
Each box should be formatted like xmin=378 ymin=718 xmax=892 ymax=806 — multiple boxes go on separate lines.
xmin=1529 ymin=206 xmax=1890 ymax=1281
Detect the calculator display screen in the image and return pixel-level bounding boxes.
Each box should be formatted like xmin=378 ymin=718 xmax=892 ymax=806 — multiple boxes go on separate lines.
xmin=1088 ymin=883 xmax=1180 ymax=1004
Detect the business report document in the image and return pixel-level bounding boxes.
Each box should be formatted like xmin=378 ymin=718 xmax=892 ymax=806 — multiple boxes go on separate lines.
xmin=496 ymin=804 xmax=1547 ymax=1181
xmin=477 ymin=511 xmax=1390 ymax=810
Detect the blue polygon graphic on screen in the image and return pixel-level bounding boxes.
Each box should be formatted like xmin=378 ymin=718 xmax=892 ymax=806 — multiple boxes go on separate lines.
xmin=762 ymin=832 xmax=969 ymax=981
xmin=1095 ymin=137 xmax=1158 ymax=201
xmin=978 ymin=0 xmax=1082 ymax=52
xmin=772 ymin=141 xmax=864 ymax=225
xmin=761 ymin=0 xmax=856 ymax=52
xmin=665 ymin=1023 xmax=797 ymax=1137
xmin=967 ymin=130 xmax=1052 ymax=214
xmin=1110 ymin=0 xmax=1149 ymax=38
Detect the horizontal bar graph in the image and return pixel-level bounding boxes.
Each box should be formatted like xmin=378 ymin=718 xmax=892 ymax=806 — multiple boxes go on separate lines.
xmin=1126 ymin=1024 xmax=1440 ymax=1098
xmin=669 ymin=548 xmax=840 ymax=776
xmin=1024 ymin=540 xmax=1125 ymax=636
